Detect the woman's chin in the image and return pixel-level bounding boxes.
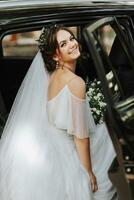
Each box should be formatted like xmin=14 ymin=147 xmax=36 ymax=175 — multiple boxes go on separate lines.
xmin=76 ymin=51 xmax=81 ymax=59
xmin=73 ymin=50 xmax=81 ymax=59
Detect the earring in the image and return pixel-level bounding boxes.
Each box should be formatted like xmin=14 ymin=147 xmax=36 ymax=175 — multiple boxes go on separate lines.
xmin=56 ymin=61 xmax=59 ymax=69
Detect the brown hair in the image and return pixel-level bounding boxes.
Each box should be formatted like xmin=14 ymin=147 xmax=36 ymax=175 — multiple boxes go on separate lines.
xmin=39 ymin=26 xmax=77 ymax=73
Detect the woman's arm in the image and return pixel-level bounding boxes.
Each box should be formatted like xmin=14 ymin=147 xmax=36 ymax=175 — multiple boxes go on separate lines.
xmin=74 ymin=137 xmax=92 ymax=173
xmin=68 ymin=76 xmax=98 ymax=192
xmin=74 ymin=136 xmax=98 ymax=192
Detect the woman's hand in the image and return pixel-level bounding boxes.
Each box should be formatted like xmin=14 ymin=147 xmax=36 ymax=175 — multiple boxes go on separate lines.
xmin=74 ymin=136 xmax=98 ymax=192
xmin=88 ymin=171 xmax=98 ymax=192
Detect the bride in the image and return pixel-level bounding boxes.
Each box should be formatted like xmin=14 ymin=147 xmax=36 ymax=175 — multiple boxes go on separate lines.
xmin=0 ymin=25 xmax=117 ymax=199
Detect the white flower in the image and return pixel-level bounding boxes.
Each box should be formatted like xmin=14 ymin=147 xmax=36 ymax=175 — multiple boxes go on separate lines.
xmin=100 ymin=102 xmax=107 ymax=107
xmin=96 ymin=110 xmax=100 ymax=115
xmin=91 ymin=82 xmax=95 ymax=86
xmin=90 ymin=88 xmax=94 ymax=92
xmin=87 ymin=88 xmax=94 ymax=95
xmin=98 ymin=118 xmax=104 ymax=124
xmin=97 ymin=93 xmax=102 ymax=98
xmin=86 ymin=78 xmax=107 ymax=124
xmin=92 ymin=107 xmax=97 ymax=112
xmin=94 ymin=96 xmax=98 ymax=100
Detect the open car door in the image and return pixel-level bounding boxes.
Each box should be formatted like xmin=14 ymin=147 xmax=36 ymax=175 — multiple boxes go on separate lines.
xmin=83 ymin=17 xmax=134 ymax=200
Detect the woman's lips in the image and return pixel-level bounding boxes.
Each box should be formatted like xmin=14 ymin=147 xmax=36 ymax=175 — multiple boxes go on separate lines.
xmin=70 ymin=47 xmax=79 ymax=54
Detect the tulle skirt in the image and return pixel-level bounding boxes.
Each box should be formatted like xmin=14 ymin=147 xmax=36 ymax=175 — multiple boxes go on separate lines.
xmin=90 ymin=123 xmax=117 ymax=199
xmin=0 ymin=122 xmax=116 ymax=200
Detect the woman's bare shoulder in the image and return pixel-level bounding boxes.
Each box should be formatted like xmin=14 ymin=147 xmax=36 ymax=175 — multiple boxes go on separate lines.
xmin=67 ymin=75 xmax=86 ymax=99
xmin=51 ymin=69 xmax=76 ymax=86
xmin=48 ymin=69 xmax=77 ymax=93
xmin=48 ymin=69 xmax=86 ymax=100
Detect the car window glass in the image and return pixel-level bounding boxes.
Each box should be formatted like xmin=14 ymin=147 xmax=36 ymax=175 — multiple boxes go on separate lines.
xmin=2 ymin=26 xmax=77 ymax=57
xmin=93 ymin=23 xmax=134 ymax=103
xmin=2 ymin=31 xmax=40 ymax=57
xmin=97 ymin=25 xmax=116 ymax=55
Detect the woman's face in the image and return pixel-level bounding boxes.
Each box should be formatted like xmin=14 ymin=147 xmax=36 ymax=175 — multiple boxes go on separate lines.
xmin=55 ymin=29 xmax=80 ymax=64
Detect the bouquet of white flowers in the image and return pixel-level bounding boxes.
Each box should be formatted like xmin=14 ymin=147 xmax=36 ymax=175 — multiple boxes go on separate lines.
xmin=86 ymin=78 xmax=107 ymax=124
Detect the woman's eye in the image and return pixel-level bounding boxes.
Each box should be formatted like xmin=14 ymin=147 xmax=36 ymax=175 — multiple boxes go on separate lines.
xmin=61 ymin=42 xmax=66 ymax=47
xmin=70 ymin=36 xmax=75 ymax=41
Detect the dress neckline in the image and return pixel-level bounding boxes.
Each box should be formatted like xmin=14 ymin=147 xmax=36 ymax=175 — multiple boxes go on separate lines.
xmin=47 ymin=85 xmax=86 ymax=104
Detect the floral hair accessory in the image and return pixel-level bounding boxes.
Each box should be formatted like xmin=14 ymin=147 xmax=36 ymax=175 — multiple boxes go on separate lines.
xmin=37 ymin=24 xmax=57 ymax=52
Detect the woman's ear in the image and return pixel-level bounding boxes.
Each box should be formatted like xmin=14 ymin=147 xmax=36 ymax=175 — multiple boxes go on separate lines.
xmin=53 ymin=49 xmax=61 ymax=61
xmin=53 ymin=55 xmax=59 ymax=62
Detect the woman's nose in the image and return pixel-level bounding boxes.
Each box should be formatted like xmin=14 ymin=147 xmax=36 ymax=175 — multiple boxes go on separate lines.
xmin=69 ymin=40 xmax=76 ymax=48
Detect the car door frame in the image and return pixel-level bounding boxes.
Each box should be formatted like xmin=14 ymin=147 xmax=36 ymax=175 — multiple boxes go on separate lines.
xmin=83 ymin=16 xmax=134 ymax=200
xmin=83 ymin=16 xmax=134 ymax=150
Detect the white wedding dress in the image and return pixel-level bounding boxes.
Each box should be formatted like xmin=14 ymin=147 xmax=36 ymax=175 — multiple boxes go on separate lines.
xmin=0 ymin=52 xmax=117 ymax=200
xmin=47 ymin=84 xmax=117 ymax=200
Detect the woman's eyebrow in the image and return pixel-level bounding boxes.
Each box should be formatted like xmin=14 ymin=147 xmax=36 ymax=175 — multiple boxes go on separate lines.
xmin=59 ymin=39 xmax=66 ymax=45
xmin=58 ymin=35 xmax=72 ymax=45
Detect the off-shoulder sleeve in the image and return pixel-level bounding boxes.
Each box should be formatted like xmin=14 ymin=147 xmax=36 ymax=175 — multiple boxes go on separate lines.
xmin=48 ymin=85 xmax=96 ymax=139
xmin=67 ymin=92 xmax=96 ymax=139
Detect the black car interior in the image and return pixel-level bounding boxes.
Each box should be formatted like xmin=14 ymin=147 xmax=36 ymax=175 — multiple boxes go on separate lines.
xmin=109 ymin=34 xmax=134 ymax=98
xmin=0 ymin=57 xmax=33 ymax=137
xmin=0 ymin=57 xmax=31 ymax=112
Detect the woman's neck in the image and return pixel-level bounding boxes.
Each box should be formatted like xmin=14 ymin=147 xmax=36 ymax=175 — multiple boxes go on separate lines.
xmin=63 ymin=61 xmax=76 ymax=73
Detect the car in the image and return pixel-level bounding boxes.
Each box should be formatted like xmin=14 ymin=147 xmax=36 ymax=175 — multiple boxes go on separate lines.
xmin=0 ymin=0 xmax=134 ymax=199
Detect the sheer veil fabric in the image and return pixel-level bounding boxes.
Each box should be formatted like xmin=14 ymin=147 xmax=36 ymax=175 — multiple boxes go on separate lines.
xmin=0 ymin=51 xmax=52 ymax=198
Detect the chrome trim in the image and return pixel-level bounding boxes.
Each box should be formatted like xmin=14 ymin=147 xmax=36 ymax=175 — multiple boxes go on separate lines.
xmin=0 ymin=0 xmax=134 ymax=11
